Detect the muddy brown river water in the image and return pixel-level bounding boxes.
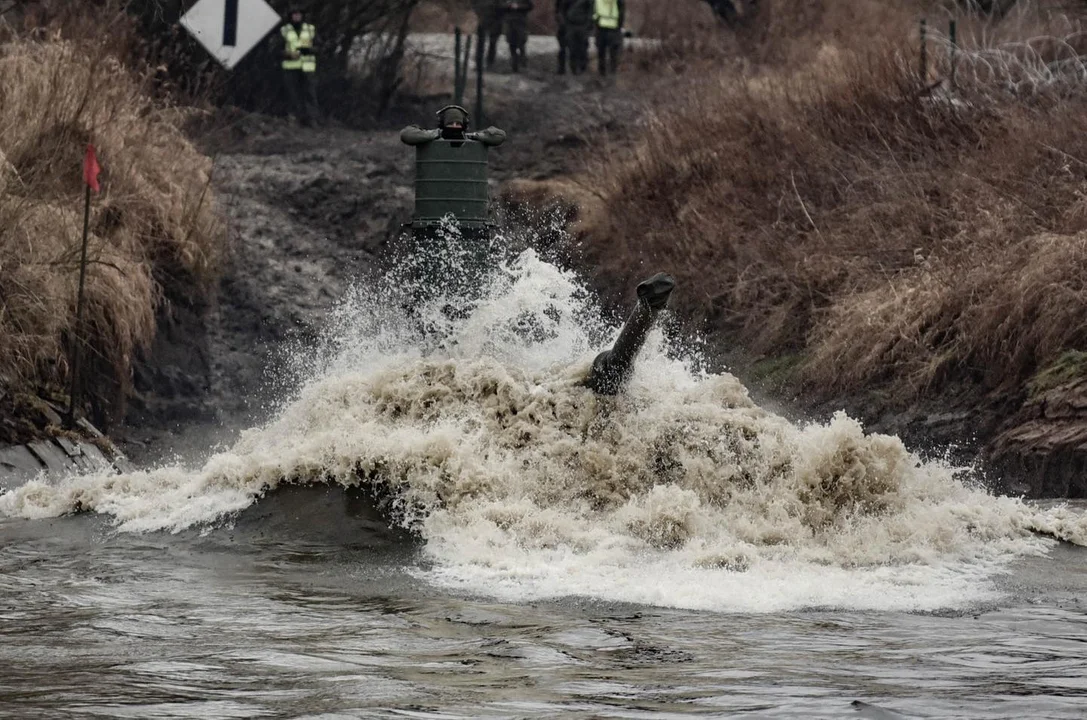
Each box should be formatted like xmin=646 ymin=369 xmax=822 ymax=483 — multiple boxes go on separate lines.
xmin=1 ymin=501 xmax=1085 ymax=719
xmin=3 ymin=251 xmax=1086 ymax=718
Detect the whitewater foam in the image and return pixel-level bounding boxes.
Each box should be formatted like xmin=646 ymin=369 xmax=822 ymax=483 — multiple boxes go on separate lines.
xmin=2 ymin=249 xmax=1083 ymax=612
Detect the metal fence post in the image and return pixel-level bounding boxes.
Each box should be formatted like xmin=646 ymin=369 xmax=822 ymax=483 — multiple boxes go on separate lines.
xmin=920 ymin=18 xmax=927 ymax=83
xmin=461 ymin=35 xmax=472 ymax=104
xmin=66 ymin=183 xmax=92 ymax=429
xmin=949 ymin=19 xmax=958 ymax=90
xmin=474 ymin=32 xmax=484 ymax=126
xmin=454 ymin=27 xmax=463 ymax=104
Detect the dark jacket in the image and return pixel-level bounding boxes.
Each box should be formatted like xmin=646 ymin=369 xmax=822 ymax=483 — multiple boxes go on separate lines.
xmin=565 ymin=0 xmax=593 ymax=27
xmin=400 ymin=126 xmax=507 ymax=147
xmin=504 ymin=0 xmax=534 ymax=15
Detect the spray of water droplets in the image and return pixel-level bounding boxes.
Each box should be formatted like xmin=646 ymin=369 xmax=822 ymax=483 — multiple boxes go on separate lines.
xmin=2 ymin=225 xmax=1084 ymax=612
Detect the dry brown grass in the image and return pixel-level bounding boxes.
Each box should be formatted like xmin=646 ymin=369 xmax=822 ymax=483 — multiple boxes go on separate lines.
xmin=575 ymin=1 xmax=1087 ymax=405
xmin=0 ymin=37 xmax=223 ymax=430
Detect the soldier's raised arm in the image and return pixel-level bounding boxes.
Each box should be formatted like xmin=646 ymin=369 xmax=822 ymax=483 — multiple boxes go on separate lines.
xmin=400 ymin=125 xmax=441 ymax=145
xmin=466 ymin=127 xmax=507 ymax=146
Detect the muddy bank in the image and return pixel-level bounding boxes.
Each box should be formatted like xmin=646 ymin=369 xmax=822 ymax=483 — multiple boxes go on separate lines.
xmin=813 ymin=387 xmax=1087 ymax=500
xmin=693 ymin=342 xmax=1087 ymax=501
xmin=118 ymin=118 xmax=415 ymax=462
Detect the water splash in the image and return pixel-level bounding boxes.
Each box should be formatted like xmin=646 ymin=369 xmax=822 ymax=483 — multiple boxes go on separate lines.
xmin=2 ymin=246 xmax=1084 ymax=612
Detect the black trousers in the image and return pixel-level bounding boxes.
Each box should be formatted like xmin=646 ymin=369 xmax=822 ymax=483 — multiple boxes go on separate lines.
xmin=595 ymin=27 xmax=621 ymax=76
xmin=506 ymin=15 xmax=528 ymax=72
xmin=283 ymin=69 xmax=320 ymax=126
xmin=557 ymin=24 xmax=567 ymax=73
xmin=567 ymin=25 xmax=590 ymax=74
xmin=479 ymin=10 xmax=504 ymax=66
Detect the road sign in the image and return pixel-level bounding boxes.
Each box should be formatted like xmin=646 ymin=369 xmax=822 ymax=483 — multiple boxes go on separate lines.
xmin=180 ymin=0 xmax=281 ymax=70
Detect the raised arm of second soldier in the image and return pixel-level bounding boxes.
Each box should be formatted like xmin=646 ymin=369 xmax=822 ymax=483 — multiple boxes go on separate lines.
xmin=618 ymin=0 xmax=625 ymax=28
xmin=400 ymin=125 xmax=441 ymax=145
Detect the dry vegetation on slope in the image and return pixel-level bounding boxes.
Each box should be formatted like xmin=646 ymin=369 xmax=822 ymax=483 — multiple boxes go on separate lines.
xmin=0 ymin=36 xmax=223 ymax=439
xmin=550 ymin=0 xmax=1087 ymax=493
xmin=579 ymin=1 xmax=1087 ymax=404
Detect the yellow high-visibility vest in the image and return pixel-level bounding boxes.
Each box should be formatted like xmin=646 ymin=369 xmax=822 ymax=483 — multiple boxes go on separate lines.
xmin=281 ymin=23 xmax=316 ymax=72
xmin=594 ymin=0 xmax=619 ymax=29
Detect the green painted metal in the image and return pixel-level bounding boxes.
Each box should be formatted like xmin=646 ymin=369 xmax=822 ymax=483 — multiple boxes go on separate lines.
xmin=412 ymin=139 xmax=491 ymax=227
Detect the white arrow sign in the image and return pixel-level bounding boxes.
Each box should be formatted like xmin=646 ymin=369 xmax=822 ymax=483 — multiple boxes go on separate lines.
xmin=180 ymin=0 xmax=282 ymax=70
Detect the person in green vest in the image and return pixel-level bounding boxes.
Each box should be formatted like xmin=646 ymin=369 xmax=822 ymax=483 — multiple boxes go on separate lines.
xmin=281 ymin=7 xmax=320 ymax=127
xmin=593 ymin=0 xmax=624 ymax=76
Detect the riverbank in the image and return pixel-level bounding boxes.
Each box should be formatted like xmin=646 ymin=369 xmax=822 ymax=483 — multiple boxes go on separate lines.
xmin=6 ymin=10 xmax=1087 ymax=499
xmin=546 ymin=4 xmax=1087 ymax=498
xmin=0 ymin=37 xmax=222 ymax=450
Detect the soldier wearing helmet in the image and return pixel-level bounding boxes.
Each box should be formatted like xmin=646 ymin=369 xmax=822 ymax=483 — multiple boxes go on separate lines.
xmin=399 ymin=107 xmax=507 ymax=313
xmin=437 ymin=105 xmax=469 ymax=139
xmin=400 ymin=106 xmax=506 ymax=146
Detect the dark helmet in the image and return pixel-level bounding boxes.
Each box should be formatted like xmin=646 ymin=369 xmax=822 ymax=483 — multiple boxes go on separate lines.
xmin=437 ymin=105 xmax=470 ymax=130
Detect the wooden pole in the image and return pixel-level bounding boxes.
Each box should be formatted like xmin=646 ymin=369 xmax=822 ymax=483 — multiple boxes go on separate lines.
xmin=462 ymin=35 xmax=472 ymax=103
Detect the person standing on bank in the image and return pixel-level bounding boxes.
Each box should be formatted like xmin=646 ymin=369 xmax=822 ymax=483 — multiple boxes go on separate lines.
xmin=281 ymin=7 xmax=320 ymax=127
xmin=593 ymin=0 xmax=623 ymax=76
xmin=563 ymin=0 xmax=593 ymax=74
xmin=503 ymin=0 xmax=534 ymax=73
xmin=473 ymin=0 xmax=506 ymax=69
xmin=556 ymin=0 xmax=570 ymax=74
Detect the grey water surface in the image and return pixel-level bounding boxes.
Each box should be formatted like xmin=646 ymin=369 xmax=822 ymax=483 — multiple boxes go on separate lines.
xmin=2 ymin=487 xmax=1085 ymax=719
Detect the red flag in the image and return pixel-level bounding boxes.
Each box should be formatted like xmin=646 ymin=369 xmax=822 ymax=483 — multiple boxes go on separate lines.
xmin=82 ymin=144 xmax=100 ymax=193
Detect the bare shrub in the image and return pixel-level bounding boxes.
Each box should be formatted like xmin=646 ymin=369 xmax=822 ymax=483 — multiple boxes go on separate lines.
xmin=577 ymin=2 xmax=1087 ymax=405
